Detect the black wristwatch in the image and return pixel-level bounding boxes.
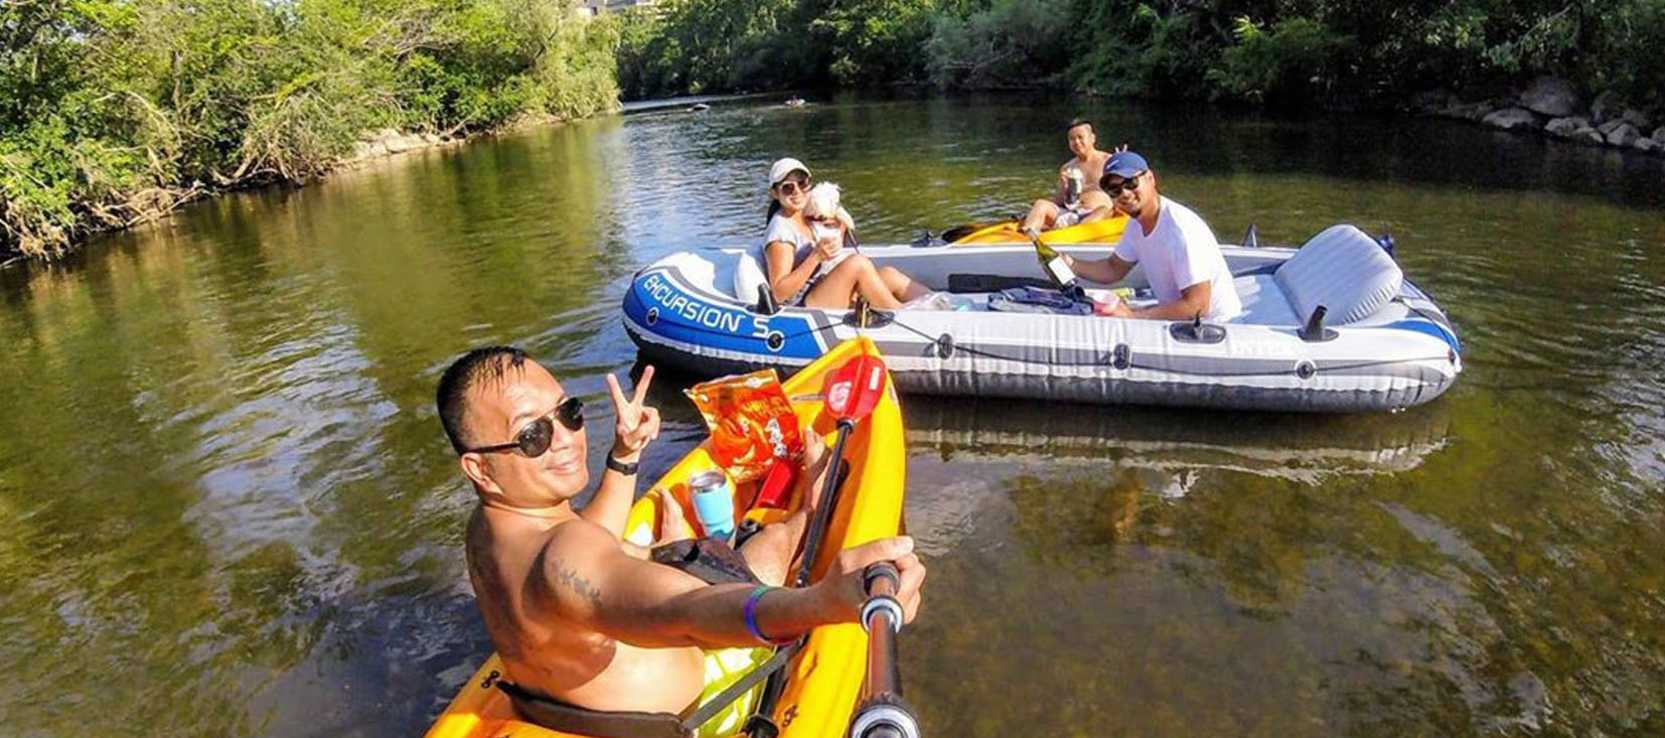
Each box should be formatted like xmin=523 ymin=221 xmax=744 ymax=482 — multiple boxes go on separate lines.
xmin=605 ymin=453 xmax=639 ymax=475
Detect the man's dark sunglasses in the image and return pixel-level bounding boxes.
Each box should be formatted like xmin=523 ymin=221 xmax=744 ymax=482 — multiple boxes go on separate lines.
xmin=1102 ymin=170 xmax=1145 ymax=194
xmin=466 ymin=396 xmax=584 ymax=457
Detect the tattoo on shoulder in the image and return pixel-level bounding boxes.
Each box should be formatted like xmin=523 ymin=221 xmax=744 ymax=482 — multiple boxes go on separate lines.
xmin=550 ymin=562 xmax=603 ymax=609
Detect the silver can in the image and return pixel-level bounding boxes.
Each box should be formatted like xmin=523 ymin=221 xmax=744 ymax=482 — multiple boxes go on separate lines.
xmin=1065 ymin=166 xmax=1084 ymax=206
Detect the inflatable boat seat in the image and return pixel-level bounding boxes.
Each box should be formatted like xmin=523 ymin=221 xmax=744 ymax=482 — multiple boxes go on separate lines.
xmin=732 ymin=253 xmax=769 ymax=303
xmin=1272 ymin=225 xmax=1403 ymax=325
xmin=1232 ymin=274 xmax=1299 ymax=326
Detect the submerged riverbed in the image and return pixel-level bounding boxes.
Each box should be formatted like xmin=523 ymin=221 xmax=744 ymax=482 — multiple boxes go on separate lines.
xmin=1 ymin=95 xmax=1662 ymax=737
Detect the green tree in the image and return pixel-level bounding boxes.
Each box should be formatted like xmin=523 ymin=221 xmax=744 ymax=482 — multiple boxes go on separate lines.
xmin=925 ymin=0 xmax=1073 ymax=89
xmin=1206 ymin=16 xmax=1352 ymax=105
xmin=1 ymin=0 xmax=621 ymax=260
xmin=811 ymin=0 xmax=940 ymax=86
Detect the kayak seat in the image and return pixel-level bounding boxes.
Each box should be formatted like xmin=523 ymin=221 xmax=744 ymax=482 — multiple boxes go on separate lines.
xmin=497 ymin=682 xmax=691 ymax=738
xmin=1272 ymin=224 xmax=1403 ymax=326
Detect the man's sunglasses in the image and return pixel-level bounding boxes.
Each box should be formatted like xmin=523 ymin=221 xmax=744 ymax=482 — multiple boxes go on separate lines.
xmin=775 ymin=179 xmax=810 ymax=195
xmin=1102 ymin=170 xmax=1145 ymax=194
xmin=466 ymin=396 xmax=584 ymax=458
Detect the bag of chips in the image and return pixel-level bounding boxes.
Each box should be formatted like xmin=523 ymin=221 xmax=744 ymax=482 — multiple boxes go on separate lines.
xmin=685 ymin=369 xmax=804 ymax=483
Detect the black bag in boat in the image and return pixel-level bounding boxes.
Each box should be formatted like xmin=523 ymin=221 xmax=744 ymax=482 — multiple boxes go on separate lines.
xmin=986 ymin=286 xmax=1093 ymax=315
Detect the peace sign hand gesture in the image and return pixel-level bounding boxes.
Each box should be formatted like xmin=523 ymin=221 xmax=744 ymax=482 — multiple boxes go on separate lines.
xmin=605 ymin=364 xmax=662 ymax=463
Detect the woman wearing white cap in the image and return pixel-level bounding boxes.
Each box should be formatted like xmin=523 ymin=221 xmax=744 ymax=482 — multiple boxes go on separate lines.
xmin=760 ymin=158 xmax=927 ymax=310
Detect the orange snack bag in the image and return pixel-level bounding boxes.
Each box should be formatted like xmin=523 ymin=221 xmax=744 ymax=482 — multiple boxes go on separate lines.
xmin=684 ymin=369 xmax=804 ymax=483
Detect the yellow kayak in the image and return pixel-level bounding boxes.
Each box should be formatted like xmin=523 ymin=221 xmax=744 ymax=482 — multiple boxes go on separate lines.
xmin=425 ymin=336 xmax=907 ymax=738
xmin=947 ymin=215 xmax=1128 ymax=245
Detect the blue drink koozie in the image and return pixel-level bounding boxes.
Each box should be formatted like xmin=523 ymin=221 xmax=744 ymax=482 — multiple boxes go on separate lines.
xmin=690 ymin=471 xmax=736 ymax=542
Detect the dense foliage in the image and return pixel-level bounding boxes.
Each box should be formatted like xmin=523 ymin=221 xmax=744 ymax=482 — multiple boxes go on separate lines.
xmin=1072 ymin=0 xmax=1665 ymax=111
xmin=619 ymin=0 xmax=1664 ymax=114
xmin=1 ymin=0 xmax=620 ymax=259
xmin=615 ymin=0 xmax=944 ymax=94
xmin=925 ymin=0 xmax=1073 ymax=89
xmin=8 ymin=0 xmax=1661 ymax=259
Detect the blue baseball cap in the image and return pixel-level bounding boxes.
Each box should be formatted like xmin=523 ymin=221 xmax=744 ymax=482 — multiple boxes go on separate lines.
xmin=1103 ymin=151 xmax=1149 ymax=180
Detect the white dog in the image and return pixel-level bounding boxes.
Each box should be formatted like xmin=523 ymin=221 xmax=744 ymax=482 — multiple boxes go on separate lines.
xmin=802 ymin=182 xmax=857 ymax=269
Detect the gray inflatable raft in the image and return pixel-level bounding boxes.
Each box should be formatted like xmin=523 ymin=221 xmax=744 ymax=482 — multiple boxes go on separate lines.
xmin=622 ymin=225 xmax=1462 ymax=413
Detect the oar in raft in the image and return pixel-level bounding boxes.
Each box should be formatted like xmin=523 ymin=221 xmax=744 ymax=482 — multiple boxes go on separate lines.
xmin=792 ymin=344 xmax=888 ymax=587
xmin=847 ymin=562 xmax=920 ymax=738
xmin=938 ymin=219 xmax=1018 ymax=244
xmin=747 ymin=343 xmax=892 ymax=738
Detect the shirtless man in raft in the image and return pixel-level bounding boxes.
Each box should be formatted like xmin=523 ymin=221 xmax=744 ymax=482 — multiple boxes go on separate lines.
xmin=1019 ymin=119 xmax=1117 ymax=233
xmin=435 ymin=347 xmax=925 ymax=727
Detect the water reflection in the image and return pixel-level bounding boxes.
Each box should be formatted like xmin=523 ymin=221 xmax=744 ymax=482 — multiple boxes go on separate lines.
xmin=902 ymin=448 xmax=1609 ymax=737
xmin=908 ymin=396 xmax=1453 ymax=481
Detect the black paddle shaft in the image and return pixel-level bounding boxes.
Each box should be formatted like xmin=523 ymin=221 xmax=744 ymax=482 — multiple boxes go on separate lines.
xmin=793 ymin=417 xmax=854 ymax=588
xmin=747 ymin=417 xmax=856 ymax=738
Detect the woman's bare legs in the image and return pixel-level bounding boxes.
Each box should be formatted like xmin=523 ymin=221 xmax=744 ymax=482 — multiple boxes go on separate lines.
xmin=879 ymin=266 xmax=930 ymax=302
xmin=804 ymin=255 xmax=926 ymax=310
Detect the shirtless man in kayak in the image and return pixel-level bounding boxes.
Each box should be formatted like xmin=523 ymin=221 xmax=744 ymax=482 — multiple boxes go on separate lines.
xmin=1019 ymin=119 xmax=1117 ymax=233
xmin=436 ymin=347 xmax=925 ymax=724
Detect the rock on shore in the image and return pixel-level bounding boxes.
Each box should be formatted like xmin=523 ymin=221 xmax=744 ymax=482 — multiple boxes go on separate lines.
xmin=1482 ymin=108 xmax=1539 ymax=131
xmin=1601 ymin=121 xmax=1643 ymax=147
xmin=1520 ymin=77 xmax=1580 ymax=117
xmin=1418 ymin=77 xmax=1663 ymax=157
xmin=350 ymin=128 xmax=454 ymax=163
xmin=1546 ymin=117 xmax=1603 ymax=144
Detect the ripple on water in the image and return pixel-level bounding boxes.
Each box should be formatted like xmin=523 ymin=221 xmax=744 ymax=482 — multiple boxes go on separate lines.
xmin=187 ymin=318 xmax=396 ymax=562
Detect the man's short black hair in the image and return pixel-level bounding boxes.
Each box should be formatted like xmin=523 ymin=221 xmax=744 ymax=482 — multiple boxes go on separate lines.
xmin=1067 ymin=118 xmax=1094 ymax=133
xmin=436 ymin=346 xmax=528 ymax=454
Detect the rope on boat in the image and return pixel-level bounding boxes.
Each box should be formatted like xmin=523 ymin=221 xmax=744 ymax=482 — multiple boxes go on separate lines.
xmin=880 ymin=316 xmax=1450 ymax=378
xmin=637 ymin=302 xmax=1449 ymax=379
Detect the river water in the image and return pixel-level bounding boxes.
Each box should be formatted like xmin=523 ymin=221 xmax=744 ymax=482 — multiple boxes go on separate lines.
xmin=1 ymin=95 xmax=1662 ymax=737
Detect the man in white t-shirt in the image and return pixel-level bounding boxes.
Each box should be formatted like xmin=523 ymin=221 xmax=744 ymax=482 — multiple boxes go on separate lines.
xmin=1062 ymin=151 xmax=1242 ymax=321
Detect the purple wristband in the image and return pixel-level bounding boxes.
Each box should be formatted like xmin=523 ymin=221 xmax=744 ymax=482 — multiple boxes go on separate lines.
xmin=743 ymin=586 xmax=793 ymax=645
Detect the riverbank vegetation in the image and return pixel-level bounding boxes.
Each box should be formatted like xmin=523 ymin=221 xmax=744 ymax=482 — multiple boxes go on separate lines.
xmin=8 ymin=0 xmax=1661 ymax=260
xmin=2 ymin=0 xmax=620 ymax=260
xmin=618 ymin=0 xmax=1663 ymax=115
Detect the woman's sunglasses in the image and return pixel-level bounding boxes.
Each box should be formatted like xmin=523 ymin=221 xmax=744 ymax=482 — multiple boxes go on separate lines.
xmin=466 ymin=396 xmax=584 ymax=458
xmin=775 ymin=179 xmax=810 ymax=195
